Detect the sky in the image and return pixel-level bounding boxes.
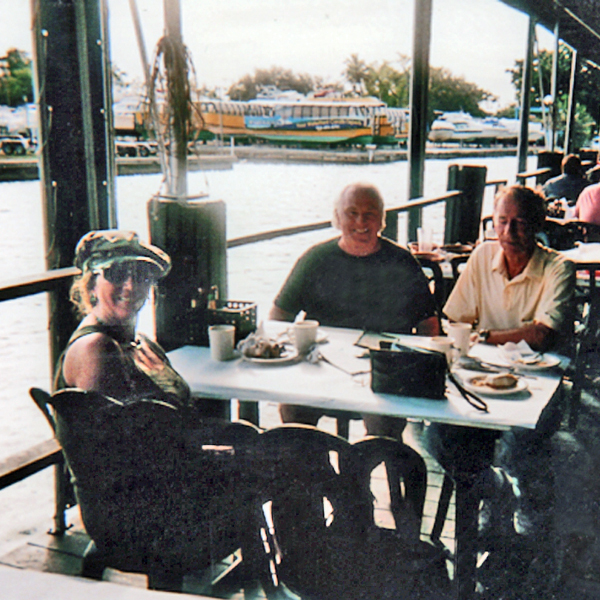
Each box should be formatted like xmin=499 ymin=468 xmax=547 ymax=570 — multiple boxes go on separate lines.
xmin=0 ymin=0 xmax=556 ymax=110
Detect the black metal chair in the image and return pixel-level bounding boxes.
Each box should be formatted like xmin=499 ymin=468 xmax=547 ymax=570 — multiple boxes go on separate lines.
xmin=253 ymin=424 xmax=451 ymax=600
xmin=29 ymin=387 xmax=271 ymax=594
xmin=416 ymin=256 xmax=446 ymax=328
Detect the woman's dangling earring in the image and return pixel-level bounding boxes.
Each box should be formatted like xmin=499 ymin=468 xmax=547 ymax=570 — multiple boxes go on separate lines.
xmin=90 ymin=292 xmax=98 ymax=306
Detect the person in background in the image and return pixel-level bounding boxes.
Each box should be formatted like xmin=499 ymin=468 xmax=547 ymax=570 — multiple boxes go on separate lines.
xmin=573 ymin=180 xmax=600 ymax=227
xmin=269 ymin=181 xmax=440 ymax=438
xmin=444 ymin=184 xmax=574 ymax=352
xmin=542 ymin=154 xmax=590 ymax=205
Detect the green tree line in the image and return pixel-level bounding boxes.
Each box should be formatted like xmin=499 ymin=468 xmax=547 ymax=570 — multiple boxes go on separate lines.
xmin=0 ymin=49 xmax=33 ymax=107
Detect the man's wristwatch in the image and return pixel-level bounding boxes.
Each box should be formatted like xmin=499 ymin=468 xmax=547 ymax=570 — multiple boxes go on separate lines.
xmin=479 ymin=329 xmax=491 ymax=343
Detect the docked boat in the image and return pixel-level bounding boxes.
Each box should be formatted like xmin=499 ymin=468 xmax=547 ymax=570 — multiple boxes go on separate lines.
xmin=197 ymin=92 xmax=402 ymax=146
xmin=429 ymin=111 xmax=544 ymax=146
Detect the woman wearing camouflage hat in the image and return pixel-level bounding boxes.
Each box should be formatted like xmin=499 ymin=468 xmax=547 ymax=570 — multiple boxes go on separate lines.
xmin=54 ymin=229 xmax=190 ymax=407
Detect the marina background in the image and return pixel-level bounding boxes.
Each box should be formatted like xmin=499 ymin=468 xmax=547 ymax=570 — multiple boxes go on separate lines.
xmin=0 ymin=154 xmax=534 ymax=553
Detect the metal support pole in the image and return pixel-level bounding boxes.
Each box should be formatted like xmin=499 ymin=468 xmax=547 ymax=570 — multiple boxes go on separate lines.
xmin=31 ymin=0 xmax=116 ymax=369
xmin=407 ymin=0 xmax=432 ymax=241
xmin=517 ymin=17 xmax=535 ymax=174
xmin=550 ymin=21 xmax=560 ymax=152
xmin=74 ymin=0 xmax=100 ymax=229
xmin=31 ymin=0 xmax=116 ymax=534
xmin=163 ymin=0 xmax=188 ymax=199
xmin=564 ymin=48 xmax=578 ymax=155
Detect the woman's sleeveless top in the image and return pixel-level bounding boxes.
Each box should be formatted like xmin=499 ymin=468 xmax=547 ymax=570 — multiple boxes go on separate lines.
xmin=54 ymin=324 xmax=191 ymax=408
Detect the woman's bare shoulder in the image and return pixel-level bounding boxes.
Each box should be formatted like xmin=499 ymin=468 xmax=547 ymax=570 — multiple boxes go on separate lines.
xmin=63 ymin=331 xmax=122 ymax=388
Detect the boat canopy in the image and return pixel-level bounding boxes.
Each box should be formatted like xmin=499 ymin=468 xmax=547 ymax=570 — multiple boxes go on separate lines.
xmin=501 ymin=0 xmax=600 ymax=67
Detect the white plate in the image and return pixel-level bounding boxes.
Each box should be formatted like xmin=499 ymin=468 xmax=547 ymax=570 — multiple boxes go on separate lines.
xmin=510 ymin=355 xmax=561 ymax=371
xmin=242 ymin=349 xmax=300 ymax=365
xmin=462 ymin=374 xmax=529 ymax=397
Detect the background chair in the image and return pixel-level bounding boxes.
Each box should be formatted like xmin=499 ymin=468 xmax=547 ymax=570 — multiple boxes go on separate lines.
xmin=254 ymin=424 xmax=451 ymax=600
xmin=30 ymin=387 xmax=270 ymax=594
xmin=416 ymin=256 xmax=446 ymax=328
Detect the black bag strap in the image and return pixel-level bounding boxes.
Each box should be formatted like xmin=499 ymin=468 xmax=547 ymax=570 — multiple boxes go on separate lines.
xmin=448 ymin=372 xmax=488 ymax=412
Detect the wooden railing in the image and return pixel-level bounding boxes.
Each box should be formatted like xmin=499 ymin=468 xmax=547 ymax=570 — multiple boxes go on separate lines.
xmin=516 ymin=167 xmax=551 ymax=184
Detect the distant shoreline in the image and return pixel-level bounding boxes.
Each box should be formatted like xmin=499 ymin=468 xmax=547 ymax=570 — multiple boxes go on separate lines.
xmin=0 ymin=144 xmax=524 ymax=182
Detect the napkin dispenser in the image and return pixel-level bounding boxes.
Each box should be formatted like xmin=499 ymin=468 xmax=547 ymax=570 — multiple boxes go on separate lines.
xmin=370 ymin=344 xmax=447 ymax=400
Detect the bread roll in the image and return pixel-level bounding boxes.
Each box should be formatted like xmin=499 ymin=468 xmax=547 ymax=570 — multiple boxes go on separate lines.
xmin=485 ymin=373 xmax=518 ymax=389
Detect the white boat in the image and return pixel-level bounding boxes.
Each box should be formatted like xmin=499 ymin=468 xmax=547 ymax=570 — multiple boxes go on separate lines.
xmin=429 ymin=111 xmax=544 ymax=145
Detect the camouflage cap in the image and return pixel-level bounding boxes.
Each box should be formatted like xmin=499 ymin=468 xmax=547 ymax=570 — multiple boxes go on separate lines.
xmin=74 ymin=230 xmax=171 ymax=277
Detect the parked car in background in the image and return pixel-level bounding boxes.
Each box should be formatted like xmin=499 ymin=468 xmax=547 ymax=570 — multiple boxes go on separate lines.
xmin=0 ymin=135 xmax=30 ymax=155
xmin=115 ymin=139 xmax=158 ymax=157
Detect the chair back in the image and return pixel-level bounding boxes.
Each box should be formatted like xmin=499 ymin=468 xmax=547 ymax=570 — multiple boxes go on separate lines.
xmin=416 ymin=257 xmax=445 ymax=311
xmin=29 ymin=387 xmax=56 ymax=433
xmin=255 ymin=425 xmax=449 ymax=600
xmin=46 ymin=388 xmax=262 ymax=576
xmin=350 ymin=436 xmax=427 ymax=537
xmin=258 ymin=425 xmax=372 ymax=538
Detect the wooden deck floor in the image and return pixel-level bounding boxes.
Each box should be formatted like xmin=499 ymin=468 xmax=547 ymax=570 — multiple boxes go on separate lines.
xmin=0 ymin=409 xmax=455 ymax=598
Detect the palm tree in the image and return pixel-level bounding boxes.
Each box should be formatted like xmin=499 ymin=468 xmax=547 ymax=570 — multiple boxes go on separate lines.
xmin=343 ymin=54 xmax=370 ymax=96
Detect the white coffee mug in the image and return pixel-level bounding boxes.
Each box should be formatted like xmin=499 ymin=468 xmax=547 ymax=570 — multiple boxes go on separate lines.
xmin=293 ymin=320 xmax=319 ymax=354
xmin=429 ymin=336 xmax=455 ymax=366
xmin=446 ymin=322 xmax=472 ymax=357
xmin=208 ymin=324 xmax=235 ymax=361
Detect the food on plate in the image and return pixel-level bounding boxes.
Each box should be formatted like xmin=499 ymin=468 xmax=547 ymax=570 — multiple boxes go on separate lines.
xmin=241 ymin=337 xmax=284 ymax=359
xmin=472 ymin=373 xmax=519 ymax=390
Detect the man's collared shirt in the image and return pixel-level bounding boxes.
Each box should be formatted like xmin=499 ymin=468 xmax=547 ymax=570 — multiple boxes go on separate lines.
xmin=443 ymin=241 xmax=575 ymax=333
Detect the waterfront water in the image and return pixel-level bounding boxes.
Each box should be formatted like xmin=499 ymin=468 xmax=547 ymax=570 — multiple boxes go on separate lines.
xmin=0 ymin=154 xmax=534 ymax=549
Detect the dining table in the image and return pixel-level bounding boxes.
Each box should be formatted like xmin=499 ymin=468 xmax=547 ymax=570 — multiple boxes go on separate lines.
xmin=168 ymin=321 xmax=567 ymax=600
xmin=560 ymin=242 xmax=600 ymax=307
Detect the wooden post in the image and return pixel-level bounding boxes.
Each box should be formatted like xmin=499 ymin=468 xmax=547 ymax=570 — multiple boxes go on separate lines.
xmin=537 ymin=151 xmax=563 ymax=185
xmin=444 ymin=165 xmax=487 ymax=245
xmin=382 ymin=210 xmax=398 ymax=242
xmin=407 ymin=0 xmax=432 ymax=241
xmin=148 ymin=197 xmax=227 ymax=352
xmin=163 ymin=0 xmax=188 ymax=199
xmin=31 ymin=0 xmax=116 ymax=370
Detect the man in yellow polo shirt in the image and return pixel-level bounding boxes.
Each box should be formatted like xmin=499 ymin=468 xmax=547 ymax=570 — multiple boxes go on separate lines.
xmin=444 ymin=184 xmax=574 ymax=351
xmin=425 ymin=185 xmax=576 ymax=558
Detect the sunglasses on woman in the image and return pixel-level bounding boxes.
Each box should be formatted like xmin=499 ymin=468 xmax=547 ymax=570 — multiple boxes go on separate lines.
xmin=95 ymin=262 xmax=159 ymax=286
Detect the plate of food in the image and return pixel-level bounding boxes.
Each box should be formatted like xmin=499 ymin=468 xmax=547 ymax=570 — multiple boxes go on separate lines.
xmin=462 ymin=373 xmax=528 ymax=396
xmin=509 ymin=354 xmax=561 ymax=371
xmin=243 ymin=349 xmax=299 ymax=365
xmin=239 ymin=336 xmax=299 ymax=365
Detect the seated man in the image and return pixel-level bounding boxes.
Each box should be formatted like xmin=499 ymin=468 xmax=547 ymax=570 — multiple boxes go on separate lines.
xmin=542 ymin=154 xmax=590 ymax=206
xmin=426 ymin=184 xmax=575 ymax=535
xmin=269 ymin=181 xmax=439 ymax=438
xmin=445 ymin=184 xmax=574 ymax=351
